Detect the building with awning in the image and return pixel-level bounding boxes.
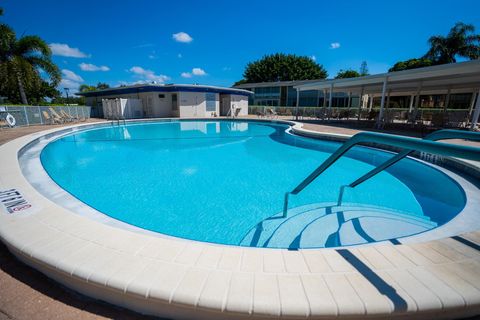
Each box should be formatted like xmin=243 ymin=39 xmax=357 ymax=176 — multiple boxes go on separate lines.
xmin=293 ymin=60 xmax=480 ymax=130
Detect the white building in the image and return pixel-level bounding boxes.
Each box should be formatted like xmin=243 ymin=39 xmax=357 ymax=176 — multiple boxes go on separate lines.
xmin=77 ymin=84 xmax=252 ymax=119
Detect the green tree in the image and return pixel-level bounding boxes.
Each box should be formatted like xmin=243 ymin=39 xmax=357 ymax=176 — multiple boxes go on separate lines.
xmin=79 ymin=82 xmax=110 ymax=92
xmin=233 ymin=79 xmax=247 ymax=86
xmin=96 ymin=82 xmax=110 ymax=90
xmin=239 ymin=53 xmax=327 ymax=83
xmin=389 ymin=22 xmax=480 ymax=72
xmin=335 ymin=69 xmax=361 ymax=79
xmin=79 ymin=84 xmax=97 ymax=92
xmin=388 ymin=58 xmax=433 ymax=72
xmin=0 ymin=23 xmax=60 ymax=104
xmin=359 ymin=61 xmax=369 ymax=76
xmin=424 ymin=22 xmax=480 ymax=64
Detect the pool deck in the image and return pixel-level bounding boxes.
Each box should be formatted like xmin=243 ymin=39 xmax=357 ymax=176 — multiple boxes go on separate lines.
xmin=1 ymin=118 xmax=480 ymax=320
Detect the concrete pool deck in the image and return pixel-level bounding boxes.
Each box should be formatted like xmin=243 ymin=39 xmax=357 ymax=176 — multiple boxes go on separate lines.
xmin=1 ymin=119 xmax=480 ymax=319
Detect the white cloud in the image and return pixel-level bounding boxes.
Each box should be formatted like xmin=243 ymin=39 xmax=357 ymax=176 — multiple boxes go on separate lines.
xmin=60 ymin=69 xmax=84 ymax=93
xmin=310 ymin=55 xmax=316 ymax=61
xmin=59 ymin=79 xmax=81 ymax=93
xmin=62 ymin=69 xmax=83 ymax=82
xmin=181 ymin=67 xmax=207 ymax=78
xmin=79 ymin=63 xmax=110 ymax=71
xmin=192 ymin=68 xmax=207 ymax=76
xmin=222 ymin=66 xmax=231 ymax=71
xmin=49 ymin=43 xmax=90 ymax=58
xmin=148 ymin=54 xmax=156 ymax=59
xmin=330 ymin=42 xmax=341 ymax=49
xmin=129 ymin=66 xmax=170 ymax=83
xmin=172 ymin=32 xmax=193 ymax=43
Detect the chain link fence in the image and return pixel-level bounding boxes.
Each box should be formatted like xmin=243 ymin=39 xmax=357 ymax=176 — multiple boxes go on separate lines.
xmin=0 ymin=106 xmax=91 ymax=127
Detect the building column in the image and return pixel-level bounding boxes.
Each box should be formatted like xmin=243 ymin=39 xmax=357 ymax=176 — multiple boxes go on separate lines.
xmin=386 ymin=90 xmax=391 ymax=109
xmin=357 ymin=86 xmax=364 ymax=121
xmin=470 ymin=89 xmax=480 ymax=130
xmin=347 ymin=92 xmax=351 ymax=108
xmin=295 ymin=88 xmax=300 ymax=120
xmin=376 ymin=78 xmax=388 ymax=128
xmin=444 ymin=88 xmax=451 ymax=111
xmin=411 ymin=84 xmax=422 ymax=124
xmin=368 ymin=95 xmax=374 ymax=111
xmin=468 ymin=90 xmax=478 ymax=118
xmin=408 ymin=94 xmax=415 ymax=112
xmin=328 ymin=83 xmax=333 ymax=108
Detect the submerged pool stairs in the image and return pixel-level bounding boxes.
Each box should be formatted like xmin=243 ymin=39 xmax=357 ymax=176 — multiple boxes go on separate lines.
xmin=240 ymin=202 xmax=437 ymax=249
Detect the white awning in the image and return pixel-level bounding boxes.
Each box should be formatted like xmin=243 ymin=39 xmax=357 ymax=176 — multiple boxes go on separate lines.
xmin=294 ymin=60 xmax=480 ymax=95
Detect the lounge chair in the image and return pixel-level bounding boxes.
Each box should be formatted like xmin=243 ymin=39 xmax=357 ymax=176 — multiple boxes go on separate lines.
xmin=233 ymin=107 xmax=241 ymax=118
xmin=266 ymin=108 xmax=278 ymax=119
xmin=256 ymin=108 xmax=266 ymax=117
xmin=446 ymin=111 xmax=468 ymax=128
xmin=60 ymin=109 xmax=76 ymax=122
xmin=48 ymin=108 xmax=67 ymax=123
xmin=42 ymin=110 xmax=62 ymax=124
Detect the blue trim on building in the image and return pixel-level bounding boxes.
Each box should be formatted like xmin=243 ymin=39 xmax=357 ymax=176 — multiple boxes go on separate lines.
xmin=77 ymin=85 xmax=253 ymax=97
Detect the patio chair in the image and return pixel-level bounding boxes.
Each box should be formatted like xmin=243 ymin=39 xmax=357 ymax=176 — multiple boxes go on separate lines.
xmin=48 ymin=108 xmax=67 ymax=123
xmin=232 ymin=107 xmax=241 ymax=118
xmin=42 ymin=110 xmax=62 ymax=124
xmin=256 ymin=108 xmax=266 ymax=117
xmin=315 ymin=108 xmax=326 ymax=121
xmin=60 ymin=109 xmax=76 ymax=122
xmin=266 ymin=108 xmax=278 ymax=119
xmin=407 ymin=111 xmax=421 ymax=127
xmin=446 ymin=111 xmax=468 ymax=128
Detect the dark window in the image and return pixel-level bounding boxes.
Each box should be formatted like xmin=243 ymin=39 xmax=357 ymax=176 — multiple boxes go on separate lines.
xmin=172 ymin=94 xmax=178 ymax=111
xmin=206 ymin=93 xmax=216 ymax=111
xmin=159 ymin=94 xmax=165 ymax=98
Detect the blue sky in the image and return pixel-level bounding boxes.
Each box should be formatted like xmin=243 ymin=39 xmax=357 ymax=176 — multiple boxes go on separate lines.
xmin=3 ymin=0 xmax=480 ymax=94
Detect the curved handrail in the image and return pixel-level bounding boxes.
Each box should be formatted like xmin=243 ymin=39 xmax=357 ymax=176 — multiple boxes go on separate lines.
xmin=283 ymin=130 xmax=480 ymax=216
xmin=291 ymin=131 xmax=480 ymax=196
xmin=349 ymin=129 xmax=480 ymax=188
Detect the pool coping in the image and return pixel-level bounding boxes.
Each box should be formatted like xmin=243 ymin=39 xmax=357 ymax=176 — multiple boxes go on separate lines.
xmin=1 ymin=118 xmax=480 ymax=319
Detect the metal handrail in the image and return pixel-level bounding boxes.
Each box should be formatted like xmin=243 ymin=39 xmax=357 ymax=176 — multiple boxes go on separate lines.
xmin=283 ymin=130 xmax=480 ymax=216
xmin=349 ymin=129 xmax=480 ymax=188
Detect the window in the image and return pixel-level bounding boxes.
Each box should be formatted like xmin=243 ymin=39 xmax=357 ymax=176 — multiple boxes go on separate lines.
xmin=172 ymin=94 xmax=178 ymax=111
xmin=206 ymin=93 xmax=216 ymax=111
xmin=158 ymin=94 xmax=165 ymax=98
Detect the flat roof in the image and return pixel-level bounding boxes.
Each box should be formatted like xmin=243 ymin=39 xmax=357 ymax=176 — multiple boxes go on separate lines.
xmin=295 ymin=60 xmax=480 ymax=95
xmin=77 ymin=84 xmax=253 ymax=97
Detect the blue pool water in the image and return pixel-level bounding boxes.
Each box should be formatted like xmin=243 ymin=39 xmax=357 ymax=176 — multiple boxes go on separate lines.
xmin=40 ymin=120 xmax=466 ymax=248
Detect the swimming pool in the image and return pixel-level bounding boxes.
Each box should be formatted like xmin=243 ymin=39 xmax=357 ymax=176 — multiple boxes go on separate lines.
xmin=40 ymin=120 xmax=467 ymax=249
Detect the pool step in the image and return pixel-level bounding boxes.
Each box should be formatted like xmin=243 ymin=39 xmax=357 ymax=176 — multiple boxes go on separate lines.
xmin=239 ymin=203 xmax=437 ymax=249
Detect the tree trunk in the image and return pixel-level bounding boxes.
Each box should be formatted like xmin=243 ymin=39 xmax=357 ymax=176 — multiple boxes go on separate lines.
xmin=14 ymin=63 xmax=28 ymax=105
xmin=17 ymin=73 xmax=28 ymax=105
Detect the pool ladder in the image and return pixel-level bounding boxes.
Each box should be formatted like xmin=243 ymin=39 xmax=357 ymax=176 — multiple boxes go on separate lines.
xmin=111 ymin=117 xmax=126 ymax=126
xmin=283 ymin=129 xmax=480 ymax=217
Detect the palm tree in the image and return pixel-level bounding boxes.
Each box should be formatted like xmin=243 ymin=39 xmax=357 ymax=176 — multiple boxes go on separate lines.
xmin=0 ymin=23 xmax=60 ymax=104
xmin=424 ymin=22 xmax=480 ymax=64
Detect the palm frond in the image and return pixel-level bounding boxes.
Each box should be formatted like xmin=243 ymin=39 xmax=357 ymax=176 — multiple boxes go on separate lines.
xmin=24 ymin=55 xmax=61 ymax=85
xmin=14 ymin=35 xmax=51 ymax=57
